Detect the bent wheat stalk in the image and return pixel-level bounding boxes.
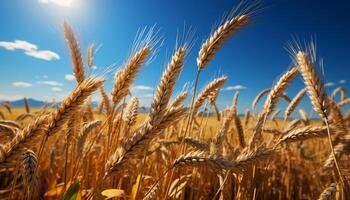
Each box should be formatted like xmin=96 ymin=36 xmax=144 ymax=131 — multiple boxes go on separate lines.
xmin=278 ymin=126 xmax=329 ymax=144
xmin=252 ymin=88 xmax=270 ymax=110
xmin=284 ymin=88 xmax=307 ymax=120
xmin=197 ymin=15 xmax=249 ymax=69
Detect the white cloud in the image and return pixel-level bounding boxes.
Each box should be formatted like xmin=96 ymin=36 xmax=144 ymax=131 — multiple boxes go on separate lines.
xmin=132 ymin=85 xmax=154 ymax=91
xmin=0 ymin=40 xmax=37 ymax=51
xmin=51 ymin=87 xmax=63 ymax=92
xmin=13 ymin=82 xmax=32 ymax=87
xmin=92 ymin=65 xmax=97 ymax=70
xmin=65 ymin=74 xmax=76 ymax=81
xmin=325 ymin=82 xmax=335 ymax=87
xmin=37 ymin=81 xmax=63 ymax=86
xmin=339 ymin=80 xmax=347 ymax=84
xmin=223 ymin=85 xmax=247 ymax=91
xmin=0 ymin=40 xmax=59 ymax=61
xmin=25 ymin=50 xmax=59 ymax=61
xmin=38 ymin=0 xmax=73 ymax=7
xmin=140 ymin=94 xmax=153 ymax=98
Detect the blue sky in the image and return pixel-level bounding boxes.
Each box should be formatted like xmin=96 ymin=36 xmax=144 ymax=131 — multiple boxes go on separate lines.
xmin=0 ymin=0 xmax=349 ymax=114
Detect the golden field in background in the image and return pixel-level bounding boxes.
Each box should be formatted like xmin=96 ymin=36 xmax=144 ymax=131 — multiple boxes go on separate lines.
xmin=1 ymin=2 xmax=350 ymax=199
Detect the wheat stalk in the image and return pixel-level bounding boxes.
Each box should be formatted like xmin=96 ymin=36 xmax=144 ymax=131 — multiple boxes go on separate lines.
xmin=235 ymin=147 xmax=274 ymax=172
xmin=278 ymin=126 xmax=329 ymax=144
xmin=123 ymin=97 xmax=139 ymax=128
xmin=252 ymin=88 xmax=270 ymax=110
xmin=248 ymin=67 xmax=299 ymax=148
xmin=173 ymin=147 xmax=273 ymax=173
xmin=111 ymin=46 xmax=151 ymax=105
xmin=263 ymin=67 xmax=298 ymax=116
xmin=331 ymin=86 xmax=346 ymax=101
xmin=324 ymin=135 xmax=350 ymax=168
xmin=177 ymin=136 xmax=209 ymax=150
xmin=149 ymin=46 xmax=186 ymax=126
xmin=193 ymin=76 xmax=227 ymax=115
xmin=2 ymin=103 xmax=12 ymax=115
xmin=172 ymin=150 xmax=237 ymax=171
xmin=296 ymin=51 xmax=329 ymax=119
xmin=298 ymin=109 xmax=310 ymax=125
xmin=317 ymin=183 xmax=337 ymax=200
xmin=0 ymin=120 xmax=22 ymax=129
xmin=46 ymin=78 xmax=104 ymax=136
xmin=100 ymin=87 xmax=111 ymax=115
xmin=24 ymin=97 xmax=30 ymax=114
xmin=76 ymin=120 xmax=102 ymax=153
xmin=230 ymin=93 xmax=246 ymax=148
xmin=197 ymin=15 xmax=249 ymax=69
xmin=143 ymin=182 xmax=159 ymax=200
xmin=105 ymin=106 xmax=186 ymax=176
xmin=0 ymin=115 xmax=48 ymax=165
xmin=338 ymin=98 xmax=350 ymax=107
xmin=244 ymin=110 xmax=251 ymax=127
xmin=63 ymin=21 xmax=85 ymax=84
xmin=270 ymin=108 xmax=281 ymax=120
xmin=328 ymin=97 xmax=347 ymax=136
xmin=284 ymin=88 xmax=307 ymax=120
xmin=22 ymin=149 xmax=39 ymax=200
xmin=169 ymin=91 xmax=188 ymax=108
xmin=283 ymin=119 xmax=302 ymax=134
xmin=263 ymin=127 xmax=283 ymax=135
xmin=87 ymin=43 xmax=94 ymax=69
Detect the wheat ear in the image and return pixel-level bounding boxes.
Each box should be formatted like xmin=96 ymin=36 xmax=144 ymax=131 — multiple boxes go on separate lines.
xmin=169 ymin=91 xmax=188 ymax=108
xmin=296 ymin=50 xmax=344 ymax=184
xmin=63 ymin=21 xmax=85 ymax=84
xmin=193 ymin=76 xmax=227 ymax=115
xmin=244 ymin=110 xmax=251 ymax=127
xmin=338 ymin=98 xmax=350 ymax=107
xmin=123 ymin=97 xmax=139 ymax=128
xmin=0 ymin=115 xmax=48 ymax=165
xmin=24 ymin=97 xmax=30 ymax=113
xmin=317 ymin=183 xmax=337 ymax=200
xmin=248 ymin=67 xmax=299 ymax=148
xmin=331 ymin=86 xmax=346 ymax=101
xmin=296 ymin=51 xmax=329 ymax=119
xmin=0 ymin=120 xmax=22 ymax=129
xmin=100 ymin=87 xmax=111 ymax=115
xmin=22 ymin=149 xmax=39 ymax=200
xmin=278 ymin=126 xmax=329 ymax=144
xmin=197 ymin=15 xmax=249 ymax=69
xmin=111 ymin=46 xmax=151 ymax=105
xmin=87 ymin=43 xmax=94 ymax=69
xmin=177 ymin=136 xmax=209 ymax=150
xmin=149 ymin=46 xmax=186 ymax=126
xmin=252 ymin=88 xmax=270 ymax=110
xmin=284 ymin=88 xmax=307 ymax=119
xmin=105 ymin=106 xmax=186 ymax=176
xmin=263 ymin=67 xmax=298 ymax=116
xmin=46 ymin=78 xmax=104 ymax=136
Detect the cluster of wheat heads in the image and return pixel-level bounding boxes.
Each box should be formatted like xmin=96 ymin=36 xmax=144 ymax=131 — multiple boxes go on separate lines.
xmin=1 ymin=3 xmax=350 ymax=200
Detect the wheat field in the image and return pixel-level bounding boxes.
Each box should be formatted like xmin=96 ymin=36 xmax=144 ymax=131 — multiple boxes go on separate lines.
xmin=1 ymin=2 xmax=350 ymax=200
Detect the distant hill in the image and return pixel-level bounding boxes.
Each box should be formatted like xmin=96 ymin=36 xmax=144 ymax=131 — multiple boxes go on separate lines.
xmin=5 ymin=98 xmax=48 ymax=107
xmin=1 ymin=98 xmax=151 ymax=112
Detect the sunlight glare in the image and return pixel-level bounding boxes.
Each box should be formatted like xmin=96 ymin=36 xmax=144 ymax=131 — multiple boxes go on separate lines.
xmin=39 ymin=0 xmax=74 ymax=7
